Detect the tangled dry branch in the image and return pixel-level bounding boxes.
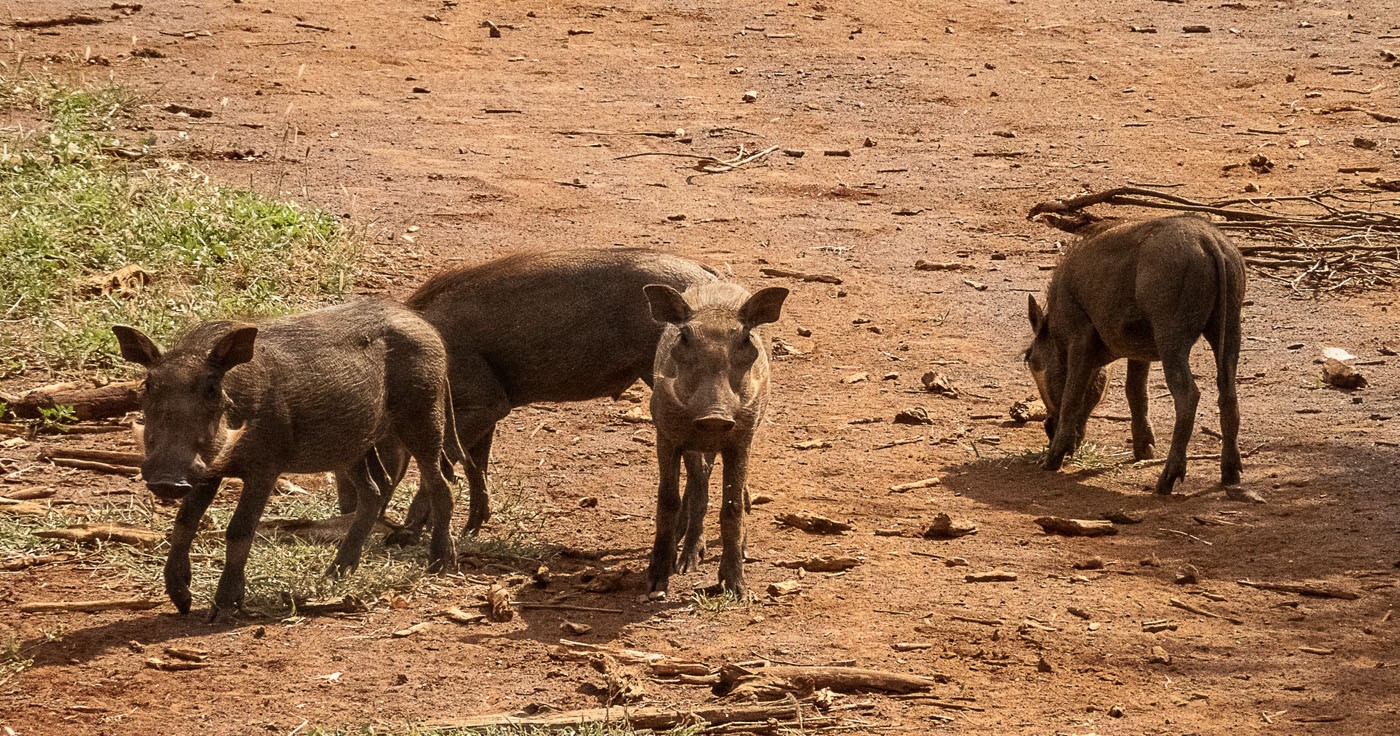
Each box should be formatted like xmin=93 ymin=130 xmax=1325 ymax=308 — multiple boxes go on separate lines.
xmin=1028 ymin=186 xmax=1400 ymax=293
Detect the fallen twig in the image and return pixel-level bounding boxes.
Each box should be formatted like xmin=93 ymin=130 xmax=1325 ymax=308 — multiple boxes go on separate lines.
xmin=37 ymin=446 xmax=143 ymax=467
xmin=1237 ymin=579 xmax=1361 ymax=600
xmin=20 ymin=598 xmax=162 ymax=613
xmin=12 ymin=15 xmax=105 ymax=28
xmin=1159 ymin=528 xmax=1213 ymax=546
xmin=35 ymin=522 xmax=163 ymax=548
xmin=1169 ymin=597 xmax=1244 ymax=625
xmin=422 ymin=699 xmax=855 ymax=732
xmin=758 ymin=267 xmax=843 ymax=284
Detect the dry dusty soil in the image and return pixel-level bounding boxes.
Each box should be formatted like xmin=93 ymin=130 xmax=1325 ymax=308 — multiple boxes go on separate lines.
xmin=2 ymin=1 xmax=1400 ymax=734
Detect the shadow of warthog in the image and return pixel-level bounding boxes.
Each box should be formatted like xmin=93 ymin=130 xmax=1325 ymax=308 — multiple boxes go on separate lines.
xmin=1025 ymin=214 xmax=1248 ymax=498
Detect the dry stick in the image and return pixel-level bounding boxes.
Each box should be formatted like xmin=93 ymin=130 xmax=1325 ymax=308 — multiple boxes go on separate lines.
xmin=1169 ymin=597 xmax=1244 ymax=625
xmin=1237 ymin=579 xmax=1361 ymax=600
xmin=423 ymin=701 xmax=821 ymax=732
xmin=46 ymin=458 xmax=139 ymax=475
xmin=1159 ymin=528 xmax=1213 ymax=546
xmin=19 ymin=598 xmax=161 ymax=613
xmin=516 ymin=602 xmax=624 ymax=614
xmin=872 ymin=436 xmax=924 ymax=451
xmin=38 ymin=446 xmax=143 ymax=467
xmin=949 ymin=614 xmax=1004 ymax=626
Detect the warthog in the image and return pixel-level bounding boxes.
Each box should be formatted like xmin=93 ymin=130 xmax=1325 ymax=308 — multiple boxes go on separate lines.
xmin=1025 ymin=215 xmax=1246 ymax=495
xmin=113 ymin=300 xmax=458 ymax=618
xmin=385 ymin=248 xmax=718 ymax=536
xmin=644 ymin=281 xmax=788 ymax=598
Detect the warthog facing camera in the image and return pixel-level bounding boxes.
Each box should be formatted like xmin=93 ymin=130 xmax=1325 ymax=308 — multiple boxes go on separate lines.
xmin=644 ymin=281 xmax=788 ymax=598
xmin=1025 ymin=215 xmax=1246 ymax=496
xmin=114 ymin=300 xmax=459 ymax=618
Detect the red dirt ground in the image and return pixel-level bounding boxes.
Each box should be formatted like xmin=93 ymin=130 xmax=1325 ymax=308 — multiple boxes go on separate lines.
xmin=2 ymin=1 xmax=1399 ymax=734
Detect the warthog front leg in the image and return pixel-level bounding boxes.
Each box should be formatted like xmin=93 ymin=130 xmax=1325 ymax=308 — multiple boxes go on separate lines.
xmin=1157 ymin=350 xmax=1201 ymax=494
xmin=646 ymin=438 xmax=685 ymax=599
xmin=677 ymin=451 xmax=714 ymax=573
xmin=1044 ymin=350 xmax=1095 ymax=472
xmin=164 ymin=480 xmax=219 ymax=614
xmin=1126 ymin=359 xmax=1157 ymax=461
xmin=717 ymin=445 xmax=751 ymax=599
xmin=211 ymin=473 xmax=275 ymax=620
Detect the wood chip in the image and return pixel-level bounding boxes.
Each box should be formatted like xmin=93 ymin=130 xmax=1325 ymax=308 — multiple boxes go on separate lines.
xmin=766 ymin=580 xmax=802 ymax=597
xmin=774 ymin=555 xmax=862 ymax=572
xmin=775 ymin=513 xmax=851 ymax=534
xmin=393 ymin=622 xmax=431 ymax=638
xmin=1034 ymin=517 xmax=1118 ymax=537
xmin=889 ymin=476 xmax=941 ymax=493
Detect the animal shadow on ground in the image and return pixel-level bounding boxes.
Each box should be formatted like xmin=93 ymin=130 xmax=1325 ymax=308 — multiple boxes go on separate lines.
xmin=944 ymin=435 xmax=1400 ymax=584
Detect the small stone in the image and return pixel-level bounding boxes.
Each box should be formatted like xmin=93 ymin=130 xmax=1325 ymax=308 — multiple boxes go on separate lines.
xmin=1036 ymin=656 xmax=1053 ymax=673
xmin=1073 ymin=557 xmax=1105 ymax=571
xmin=1147 ymin=645 xmax=1172 ymax=664
xmin=893 ymin=407 xmax=933 ymax=425
xmin=1108 ymin=704 xmax=1126 ymax=718
xmin=742 ymin=90 xmax=758 ymax=103
xmin=1175 ymin=565 xmax=1200 ymax=585
xmin=560 ymin=621 xmax=593 ymax=636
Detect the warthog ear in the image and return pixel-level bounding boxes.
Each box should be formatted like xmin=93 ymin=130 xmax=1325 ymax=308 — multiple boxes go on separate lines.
xmin=1027 ymin=294 xmax=1045 ymax=331
xmin=644 ymin=284 xmax=692 ymax=325
xmin=739 ymin=287 xmax=788 ymax=328
xmin=207 ymin=325 xmax=258 ymax=375
xmin=112 ymin=325 xmax=161 ymax=366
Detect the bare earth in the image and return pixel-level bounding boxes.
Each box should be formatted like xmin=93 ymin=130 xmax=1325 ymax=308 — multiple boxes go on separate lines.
xmin=2 ymin=1 xmax=1399 ymax=734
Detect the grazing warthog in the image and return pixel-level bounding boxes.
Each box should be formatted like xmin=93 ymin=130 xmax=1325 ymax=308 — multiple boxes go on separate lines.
xmin=113 ymin=300 xmax=459 ymax=618
xmin=644 ymin=282 xmax=788 ymax=598
xmin=1025 ymin=214 xmax=1246 ymax=495
xmin=386 ymin=248 xmax=718 ymax=537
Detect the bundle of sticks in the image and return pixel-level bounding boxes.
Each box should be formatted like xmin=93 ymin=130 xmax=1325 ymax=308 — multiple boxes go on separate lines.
xmin=1029 ymin=186 xmax=1400 ymax=293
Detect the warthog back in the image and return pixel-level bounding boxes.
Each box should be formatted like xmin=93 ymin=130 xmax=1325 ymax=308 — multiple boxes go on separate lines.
xmin=396 ymin=248 xmax=718 ymax=533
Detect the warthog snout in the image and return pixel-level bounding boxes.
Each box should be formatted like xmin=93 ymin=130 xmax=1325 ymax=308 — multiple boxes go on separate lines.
xmin=693 ymin=414 xmax=737 ymax=433
xmin=145 ymin=478 xmax=194 ymax=500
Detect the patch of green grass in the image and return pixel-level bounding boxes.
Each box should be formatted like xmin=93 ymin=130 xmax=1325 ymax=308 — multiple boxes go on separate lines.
xmin=967 ymin=443 xmax=1128 ymax=471
xmin=0 ymin=636 xmax=35 ymax=688
xmin=0 ymin=482 xmax=432 ymax=617
xmin=689 ymin=588 xmax=747 ymax=615
xmin=0 ymin=75 xmax=360 ymax=374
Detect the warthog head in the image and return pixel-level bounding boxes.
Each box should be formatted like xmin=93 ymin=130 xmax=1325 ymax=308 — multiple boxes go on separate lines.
xmin=645 ymin=283 xmax=788 ymax=435
xmin=113 ymin=324 xmax=253 ymax=500
xmin=1025 ymin=295 xmax=1108 ymax=442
